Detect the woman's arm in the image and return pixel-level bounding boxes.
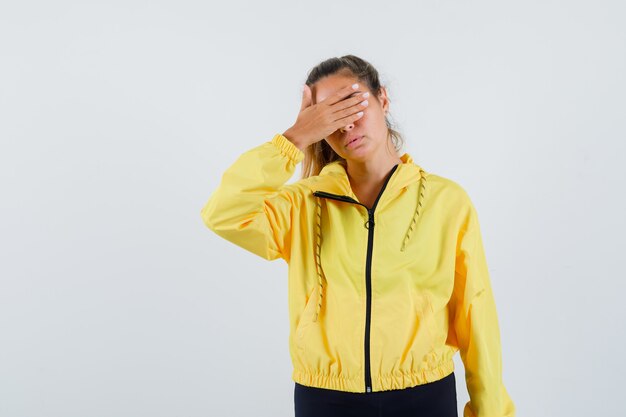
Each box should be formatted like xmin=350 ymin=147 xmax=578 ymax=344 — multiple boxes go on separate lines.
xmin=200 ymin=133 xmax=304 ymax=261
xmin=452 ymin=197 xmax=516 ymax=417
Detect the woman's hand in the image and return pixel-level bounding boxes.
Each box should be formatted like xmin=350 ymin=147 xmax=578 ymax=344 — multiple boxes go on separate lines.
xmin=282 ymin=83 xmax=370 ymax=151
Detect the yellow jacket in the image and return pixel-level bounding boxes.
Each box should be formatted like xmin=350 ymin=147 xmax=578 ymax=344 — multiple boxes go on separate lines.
xmin=200 ymin=133 xmax=515 ymax=417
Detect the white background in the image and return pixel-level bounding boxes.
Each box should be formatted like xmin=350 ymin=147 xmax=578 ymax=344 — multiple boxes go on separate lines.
xmin=1 ymin=1 xmax=624 ymax=416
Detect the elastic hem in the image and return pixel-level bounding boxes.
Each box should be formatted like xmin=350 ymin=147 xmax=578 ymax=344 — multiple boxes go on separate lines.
xmin=292 ymin=357 xmax=455 ymax=393
xmin=271 ymin=133 xmax=305 ymax=163
xmin=376 ymin=358 xmax=455 ymax=392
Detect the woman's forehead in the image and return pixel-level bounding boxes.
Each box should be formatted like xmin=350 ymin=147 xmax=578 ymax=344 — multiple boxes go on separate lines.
xmin=313 ymin=76 xmax=362 ymax=103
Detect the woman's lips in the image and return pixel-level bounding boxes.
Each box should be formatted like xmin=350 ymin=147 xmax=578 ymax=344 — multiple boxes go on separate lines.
xmin=346 ymin=135 xmax=363 ymax=148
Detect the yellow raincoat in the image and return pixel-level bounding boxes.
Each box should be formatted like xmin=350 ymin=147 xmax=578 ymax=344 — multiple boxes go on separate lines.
xmin=200 ymin=133 xmax=515 ymax=417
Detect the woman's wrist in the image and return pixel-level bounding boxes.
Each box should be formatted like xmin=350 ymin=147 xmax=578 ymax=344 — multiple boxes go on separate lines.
xmin=282 ymin=128 xmax=307 ymax=152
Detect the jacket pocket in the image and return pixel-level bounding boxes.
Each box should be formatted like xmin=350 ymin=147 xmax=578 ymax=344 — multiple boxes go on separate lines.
xmin=295 ymin=285 xmax=318 ymax=351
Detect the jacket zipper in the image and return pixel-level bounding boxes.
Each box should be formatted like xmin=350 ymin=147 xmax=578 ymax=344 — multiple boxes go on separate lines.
xmin=312 ymin=163 xmax=399 ymax=393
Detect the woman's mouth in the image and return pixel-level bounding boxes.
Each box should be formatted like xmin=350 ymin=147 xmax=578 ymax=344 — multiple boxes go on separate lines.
xmin=346 ymin=136 xmax=363 ymax=148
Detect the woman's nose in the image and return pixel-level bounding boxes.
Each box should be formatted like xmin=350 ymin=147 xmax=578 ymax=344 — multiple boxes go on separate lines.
xmin=340 ymin=123 xmax=354 ymax=132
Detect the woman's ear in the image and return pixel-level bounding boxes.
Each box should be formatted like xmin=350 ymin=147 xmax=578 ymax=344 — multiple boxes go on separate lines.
xmin=379 ymin=86 xmax=390 ymax=113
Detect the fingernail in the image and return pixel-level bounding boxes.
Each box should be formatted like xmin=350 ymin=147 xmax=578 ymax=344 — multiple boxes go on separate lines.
xmin=352 ymin=83 xmax=359 ymax=89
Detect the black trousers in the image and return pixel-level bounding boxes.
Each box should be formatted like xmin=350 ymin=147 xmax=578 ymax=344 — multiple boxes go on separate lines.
xmin=294 ymin=371 xmax=458 ymax=417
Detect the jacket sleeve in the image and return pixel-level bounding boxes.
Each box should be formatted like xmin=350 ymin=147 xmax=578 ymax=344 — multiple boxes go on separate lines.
xmin=200 ymin=133 xmax=305 ymax=261
xmin=452 ymin=199 xmax=516 ymax=417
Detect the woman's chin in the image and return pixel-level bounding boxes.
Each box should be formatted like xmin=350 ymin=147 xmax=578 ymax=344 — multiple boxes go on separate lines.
xmin=344 ymin=141 xmax=374 ymax=159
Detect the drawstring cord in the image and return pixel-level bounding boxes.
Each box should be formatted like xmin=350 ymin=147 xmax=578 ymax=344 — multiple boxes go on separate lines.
xmin=311 ymin=168 xmax=426 ymax=322
xmin=312 ymin=196 xmax=325 ymax=322
xmin=400 ymin=168 xmax=427 ymax=252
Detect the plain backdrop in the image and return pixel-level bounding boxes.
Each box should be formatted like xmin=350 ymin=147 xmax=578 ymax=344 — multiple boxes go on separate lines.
xmin=1 ymin=1 xmax=625 ymax=416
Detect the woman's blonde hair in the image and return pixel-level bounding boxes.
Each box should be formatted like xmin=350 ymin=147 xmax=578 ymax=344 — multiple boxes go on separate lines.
xmin=300 ymin=55 xmax=405 ymax=179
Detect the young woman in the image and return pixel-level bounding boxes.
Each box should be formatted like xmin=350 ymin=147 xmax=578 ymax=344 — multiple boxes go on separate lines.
xmin=200 ymin=55 xmax=515 ymax=417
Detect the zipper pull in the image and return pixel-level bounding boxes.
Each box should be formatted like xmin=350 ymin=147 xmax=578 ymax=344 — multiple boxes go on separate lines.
xmin=364 ymin=210 xmax=375 ymax=229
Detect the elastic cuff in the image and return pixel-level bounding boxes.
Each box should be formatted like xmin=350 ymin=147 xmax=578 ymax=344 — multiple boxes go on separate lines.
xmin=271 ymin=133 xmax=305 ymax=163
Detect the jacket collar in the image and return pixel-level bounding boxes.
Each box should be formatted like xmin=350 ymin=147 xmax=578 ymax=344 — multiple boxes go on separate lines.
xmin=303 ymin=152 xmax=426 ymax=197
